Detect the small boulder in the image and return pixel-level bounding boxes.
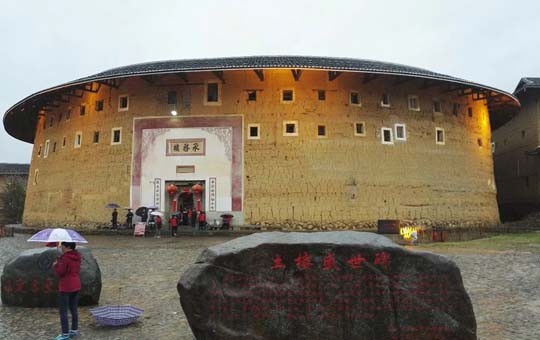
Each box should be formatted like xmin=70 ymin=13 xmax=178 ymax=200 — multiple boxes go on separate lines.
xmin=1 ymin=247 xmax=101 ymax=307
xmin=178 ymin=231 xmax=476 ymax=340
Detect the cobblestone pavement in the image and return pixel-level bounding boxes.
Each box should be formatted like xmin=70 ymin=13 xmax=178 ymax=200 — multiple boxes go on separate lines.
xmin=1 ymin=234 xmax=539 ymax=340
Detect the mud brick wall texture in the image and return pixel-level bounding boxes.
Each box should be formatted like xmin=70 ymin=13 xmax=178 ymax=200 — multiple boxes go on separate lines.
xmin=21 ymin=68 xmax=497 ymax=230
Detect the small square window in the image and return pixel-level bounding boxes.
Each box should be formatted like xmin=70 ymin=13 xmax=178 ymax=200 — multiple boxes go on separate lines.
xmin=283 ymin=120 xmax=298 ymax=136
xmin=318 ymin=90 xmax=326 ymax=101
xmin=52 ymin=142 xmax=57 ymax=153
xmin=74 ymin=132 xmax=82 ymax=148
xmin=93 ymin=131 xmax=100 ymax=144
xmin=33 ymin=169 xmax=39 ymax=186
xmin=477 ymin=138 xmax=483 ymax=147
xmin=452 ymin=103 xmax=461 ymax=117
xmin=111 ymin=128 xmax=122 ymax=145
xmin=281 ymin=89 xmax=294 ymax=103
xmin=206 ymin=82 xmax=220 ymax=104
xmin=381 ymin=93 xmax=390 ymax=107
xmin=408 ymin=95 xmax=420 ymax=111
xmin=354 ymin=122 xmax=366 ymax=136
xmin=317 ymin=125 xmax=327 ymax=138
xmin=395 ymin=124 xmax=406 ymax=141
xmin=247 ymin=91 xmax=257 ymax=101
xmin=468 ymin=107 xmax=473 ymax=118
xmin=247 ymin=124 xmax=260 ymax=140
xmin=80 ymin=104 xmax=86 ymax=116
xmin=95 ymin=100 xmax=104 ymax=111
xmin=433 ymin=99 xmax=442 ymax=113
xmin=436 ymin=127 xmax=445 ymax=145
xmin=381 ymin=128 xmax=393 ymax=145
xmin=167 ymin=91 xmax=177 ymax=105
xmin=350 ymin=91 xmax=361 ymax=106
xmin=118 ymin=95 xmax=129 ymax=111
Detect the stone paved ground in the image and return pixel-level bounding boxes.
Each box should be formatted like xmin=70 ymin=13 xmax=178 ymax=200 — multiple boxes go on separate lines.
xmin=1 ymin=233 xmax=539 ymax=340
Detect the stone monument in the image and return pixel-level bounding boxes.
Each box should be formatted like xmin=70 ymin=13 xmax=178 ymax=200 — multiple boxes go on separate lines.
xmin=1 ymin=247 xmax=101 ymax=307
xmin=178 ymin=232 xmax=476 ymax=340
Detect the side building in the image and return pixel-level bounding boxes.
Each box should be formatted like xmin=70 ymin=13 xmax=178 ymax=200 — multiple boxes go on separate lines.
xmin=0 ymin=163 xmax=29 ymax=224
xmin=493 ymin=78 xmax=540 ymax=220
xmin=3 ymin=56 xmax=519 ymax=230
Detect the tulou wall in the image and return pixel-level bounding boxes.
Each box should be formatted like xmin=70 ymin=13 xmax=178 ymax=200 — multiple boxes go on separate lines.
xmin=23 ymin=69 xmax=497 ymax=229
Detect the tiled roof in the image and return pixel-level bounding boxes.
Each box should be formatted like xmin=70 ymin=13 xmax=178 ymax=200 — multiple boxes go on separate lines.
xmin=0 ymin=163 xmax=29 ymax=175
xmin=78 ymin=56 xmax=453 ymax=82
xmin=3 ymin=56 xmax=521 ymax=143
xmin=514 ymin=77 xmax=540 ymax=95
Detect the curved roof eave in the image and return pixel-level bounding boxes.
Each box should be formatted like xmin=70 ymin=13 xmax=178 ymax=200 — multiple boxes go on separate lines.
xmin=3 ymin=56 xmax=520 ymax=143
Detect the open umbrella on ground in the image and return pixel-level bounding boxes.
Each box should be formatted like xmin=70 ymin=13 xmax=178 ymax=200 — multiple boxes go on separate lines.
xmin=90 ymin=305 xmax=144 ymax=327
xmin=27 ymin=228 xmax=88 ymax=243
xmin=105 ymin=203 xmax=120 ymax=209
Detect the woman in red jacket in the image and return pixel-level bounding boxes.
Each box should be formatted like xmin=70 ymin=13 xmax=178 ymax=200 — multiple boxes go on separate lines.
xmin=53 ymin=242 xmax=82 ymax=340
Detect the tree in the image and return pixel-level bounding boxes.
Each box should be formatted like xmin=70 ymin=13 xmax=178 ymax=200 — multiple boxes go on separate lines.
xmin=0 ymin=176 xmax=26 ymax=224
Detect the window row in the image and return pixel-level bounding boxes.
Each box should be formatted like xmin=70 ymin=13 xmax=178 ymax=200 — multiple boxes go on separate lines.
xmin=37 ymin=128 xmax=122 ymax=157
xmin=44 ymin=85 xmax=474 ymax=129
xmin=247 ymin=122 xmax=446 ymax=145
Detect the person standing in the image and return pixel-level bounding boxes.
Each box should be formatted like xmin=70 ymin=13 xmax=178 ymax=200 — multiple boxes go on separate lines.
xmin=169 ymin=214 xmax=178 ymax=236
xmin=155 ymin=215 xmax=162 ymax=238
xmin=126 ymin=209 xmax=133 ymax=229
xmin=111 ymin=208 xmax=118 ymax=229
xmin=53 ymin=242 xmax=82 ymax=340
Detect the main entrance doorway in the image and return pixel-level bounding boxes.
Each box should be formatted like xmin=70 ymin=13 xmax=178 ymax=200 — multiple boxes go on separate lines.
xmin=164 ymin=180 xmax=205 ymax=226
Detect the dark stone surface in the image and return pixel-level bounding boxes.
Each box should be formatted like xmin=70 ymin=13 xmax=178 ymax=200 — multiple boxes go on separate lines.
xmin=178 ymin=232 xmax=476 ymax=340
xmin=1 ymin=246 xmax=101 ymax=307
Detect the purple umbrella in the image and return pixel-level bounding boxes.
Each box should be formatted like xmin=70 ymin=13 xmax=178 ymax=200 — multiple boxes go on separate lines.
xmin=90 ymin=305 xmax=144 ymax=326
xmin=27 ymin=228 xmax=88 ymax=243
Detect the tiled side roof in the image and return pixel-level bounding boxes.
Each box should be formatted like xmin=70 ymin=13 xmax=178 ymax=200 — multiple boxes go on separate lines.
xmin=0 ymin=163 xmax=29 ymax=175
xmin=514 ymin=77 xmax=540 ymax=95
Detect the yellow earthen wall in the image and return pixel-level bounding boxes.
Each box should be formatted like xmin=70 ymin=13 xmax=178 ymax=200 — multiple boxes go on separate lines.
xmin=23 ymin=70 xmax=497 ymax=229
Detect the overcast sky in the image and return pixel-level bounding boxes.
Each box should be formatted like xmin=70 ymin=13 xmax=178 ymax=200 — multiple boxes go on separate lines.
xmin=1 ymin=0 xmax=539 ymax=163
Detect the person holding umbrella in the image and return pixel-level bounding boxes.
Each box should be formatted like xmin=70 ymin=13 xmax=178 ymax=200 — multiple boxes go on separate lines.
xmin=53 ymin=242 xmax=82 ymax=340
xmin=27 ymin=228 xmax=88 ymax=340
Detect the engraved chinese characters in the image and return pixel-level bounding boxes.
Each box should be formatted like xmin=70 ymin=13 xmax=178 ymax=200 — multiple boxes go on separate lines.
xmin=178 ymin=232 xmax=476 ymax=340
xmin=1 ymin=247 xmax=102 ymax=307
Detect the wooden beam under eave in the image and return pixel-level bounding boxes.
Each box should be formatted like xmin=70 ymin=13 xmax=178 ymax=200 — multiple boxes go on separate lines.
xmin=328 ymin=71 xmax=342 ymax=81
xmin=362 ymin=74 xmax=378 ymax=84
xmin=291 ymin=69 xmax=303 ymax=81
xmin=392 ymin=76 xmax=412 ymax=87
xmin=140 ymin=75 xmax=156 ymax=84
xmin=212 ymin=71 xmax=225 ymax=83
xmin=254 ymin=69 xmax=264 ymax=81
xmin=419 ymin=79 xmax=439 ymax=90
xmin=175 ymin=73 xmax=189 ymax=83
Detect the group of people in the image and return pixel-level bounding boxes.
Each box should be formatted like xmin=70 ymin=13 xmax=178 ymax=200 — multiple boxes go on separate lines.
xmin=168 ymin=210 xmax=206 ymax=236
xmin=109 ymin=208 xmax=134 ymax=230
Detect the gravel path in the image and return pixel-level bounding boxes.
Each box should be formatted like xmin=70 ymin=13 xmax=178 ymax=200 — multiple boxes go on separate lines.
xmin=1 ymin=234 xmax=539 ymax=339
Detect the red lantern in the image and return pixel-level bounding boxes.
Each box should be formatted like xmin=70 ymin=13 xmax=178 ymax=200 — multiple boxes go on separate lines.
xmin=167 ymin=184 xmax=178 ymax=196
xmin=192 ymin=183 xmax=204 ymax=194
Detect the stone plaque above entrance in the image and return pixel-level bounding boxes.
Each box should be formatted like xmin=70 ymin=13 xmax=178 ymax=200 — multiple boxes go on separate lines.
xmin=166 ymin=138 xmax=206 ymax=156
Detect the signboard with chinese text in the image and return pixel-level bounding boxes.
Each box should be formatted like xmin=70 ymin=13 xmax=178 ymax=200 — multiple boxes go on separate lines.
xmin=166 ymin=138 xmax=205 ymax=156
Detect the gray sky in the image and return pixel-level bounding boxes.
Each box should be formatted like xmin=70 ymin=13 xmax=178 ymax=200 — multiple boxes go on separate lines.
xmin=1 ymin=0 xmax=539 ymax=163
